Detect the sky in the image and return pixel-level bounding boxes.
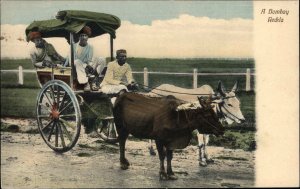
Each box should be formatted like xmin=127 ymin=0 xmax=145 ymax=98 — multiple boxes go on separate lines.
xmin=0 ymin=0 xmax=254 ymax=58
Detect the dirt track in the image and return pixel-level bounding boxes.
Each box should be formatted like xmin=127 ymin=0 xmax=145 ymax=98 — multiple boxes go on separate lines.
xmin=1 ymin=118 xmax=255 ymax=188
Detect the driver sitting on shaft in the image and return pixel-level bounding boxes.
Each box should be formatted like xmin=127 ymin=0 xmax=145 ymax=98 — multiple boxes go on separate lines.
xmin=100 ymin=49 xmax=137 ymax=104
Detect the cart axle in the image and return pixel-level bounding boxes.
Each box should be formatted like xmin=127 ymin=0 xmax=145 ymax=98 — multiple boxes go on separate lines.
xmin=50 ymin=103 xmax=60 ymax=120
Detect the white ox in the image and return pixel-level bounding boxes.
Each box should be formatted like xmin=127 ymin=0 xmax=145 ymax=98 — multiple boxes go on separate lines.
xmin=146 ymin=81 xmax=245 ymax=166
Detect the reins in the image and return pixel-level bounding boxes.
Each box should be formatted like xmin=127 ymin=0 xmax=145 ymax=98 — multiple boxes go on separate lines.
xmin=219 ymin=104 xmax=244 ymax=122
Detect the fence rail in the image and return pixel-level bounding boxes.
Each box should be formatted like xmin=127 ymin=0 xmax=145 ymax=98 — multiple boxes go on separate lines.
xmin=1 ymin=66 xmax=255 ymax=91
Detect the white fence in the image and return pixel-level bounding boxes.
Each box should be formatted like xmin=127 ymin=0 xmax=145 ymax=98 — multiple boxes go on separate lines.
xmin=1 ymin=66 xmax=255 ymax=91
xmin=135 ymin=68 xmax=254 ymax=91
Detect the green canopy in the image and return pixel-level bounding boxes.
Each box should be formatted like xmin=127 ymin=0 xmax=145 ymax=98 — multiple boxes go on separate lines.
xmin=25 ymin=10 xmax=121 ymax=41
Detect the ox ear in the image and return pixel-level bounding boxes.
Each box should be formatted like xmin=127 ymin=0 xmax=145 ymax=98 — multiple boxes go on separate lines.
xmin=231 ymin=81 xmax=239 ymax=93
xmin=217 ymin=81 xmax=226 ymax=97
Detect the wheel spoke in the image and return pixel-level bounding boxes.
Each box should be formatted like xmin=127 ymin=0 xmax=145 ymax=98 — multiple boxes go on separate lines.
xmin=57 ymin=122 xmax=66 ymax=148
xmin=43 ymin=92 xmax=53 ymax=107
xmin=47 ymin=122 xmax=56 ymax=142
xmin=59 ymin=114 xmax=77 ymax=118
xmin=112 ymin=122 xmax=118 ymax=137
xmin=38 ymin=103 xmax=52 ymax=113
xmin=55 ymin=123 xmax=58 ymax=147
xmin=97 ymin=120 xmax=107 ymax=134
xmin=58 ymin=91 xmax=67 ymax=112
xmin=56 ymin=86 xmax=61 ymax=109
xmin=49 ymin=85 xmax=55 ymax=102
xmin=38 ymin=114 xmax=51 ymax=118
xmin=60 ymin=118 xmax=76 ymax=130
xmin=98 ymin=125 xmax=104 ymax=133
xmin=108 ymin=123 xmax=111 ymax=137
xmin=42 ymin=120 xmax=54 ymax=131
xmin=59 ymin=120 xmax=73 ymax=141
xmin=59 ymin=101 xmax=73 ymax=115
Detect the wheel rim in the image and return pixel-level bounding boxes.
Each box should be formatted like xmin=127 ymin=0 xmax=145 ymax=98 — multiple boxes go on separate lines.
xmin=36 ymin=80 xmax=81 ymax=152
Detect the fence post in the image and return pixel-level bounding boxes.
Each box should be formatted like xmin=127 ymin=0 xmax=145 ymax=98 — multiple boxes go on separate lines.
xmin=193 ymin=68 xmax=198 ymax=89
xmin=18 ymin=66 xmax=24 ymax=85
xmin=144 ymin=67 xmax=149 ymax=90
xmin=245 ymin=68 xmax=251 ymax=91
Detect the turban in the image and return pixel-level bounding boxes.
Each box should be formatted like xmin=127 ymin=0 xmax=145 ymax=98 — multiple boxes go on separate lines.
xmin=80 ymin=26 xmax=92 ymax=36
xmin=27 ymin=31 xmax=42 ymax=41
xmin=116 ymin=49 xmax=127 ymax=56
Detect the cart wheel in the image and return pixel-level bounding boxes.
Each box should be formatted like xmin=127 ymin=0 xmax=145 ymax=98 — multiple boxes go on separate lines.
xmin=95 ymin=117 xmax=118 ymax=144
xmin=36 ymin=80 xmax=81 ymax=153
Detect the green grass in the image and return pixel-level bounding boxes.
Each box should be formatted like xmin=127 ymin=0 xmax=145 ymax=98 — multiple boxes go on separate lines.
xmin=209 ymin=130 xmax=256 ymax=151
xmin=1 ymin=88 xmax=39 ymax=117
xmin=0 ymin=59 xmax=34 ymax=70
xmin=128 ymin=57 xmax=254 ymax=72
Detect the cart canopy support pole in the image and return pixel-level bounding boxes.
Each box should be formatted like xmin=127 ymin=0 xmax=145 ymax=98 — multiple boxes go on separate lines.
xmin=70 ymin=33 xmax=75 ymax=89
xmin=110 ymin=35 xmax=114 ymax=61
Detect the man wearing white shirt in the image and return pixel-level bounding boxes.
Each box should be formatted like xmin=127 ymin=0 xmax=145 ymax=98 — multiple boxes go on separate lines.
xmin=100 ymin=49 xmax=137 ymax=95
xmin=64 ymin=26 xmax=105 ymax=91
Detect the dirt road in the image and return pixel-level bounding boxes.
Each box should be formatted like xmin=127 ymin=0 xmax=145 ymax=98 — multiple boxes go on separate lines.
xmin=1 ymin=118 xmax=255 ymax=188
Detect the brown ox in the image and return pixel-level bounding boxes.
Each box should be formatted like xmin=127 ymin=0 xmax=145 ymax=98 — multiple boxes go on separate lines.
xmin=113 ymin=93 xmax=224 ymax=180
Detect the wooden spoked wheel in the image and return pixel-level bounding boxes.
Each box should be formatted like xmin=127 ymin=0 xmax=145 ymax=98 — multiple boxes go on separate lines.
xmin=36 ymin=80 xmax=81 ymax=153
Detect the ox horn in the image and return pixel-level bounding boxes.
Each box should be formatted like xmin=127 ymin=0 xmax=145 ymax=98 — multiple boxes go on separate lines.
xmin=217 ymin=81 xmax=226 ymax=97
xmin=198 ymin=96 xmax=207 ymax=108
xmin=198 ymin=96 xmax=213 ymax=109
xmin=231 ymin=81 xmax=239 ymax=93
xmin=211 ymin=94 xmax=219 ymax=100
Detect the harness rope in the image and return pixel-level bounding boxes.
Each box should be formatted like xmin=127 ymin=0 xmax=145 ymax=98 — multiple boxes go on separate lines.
xmin=182 ymin=108 xmax=222 ymax=133
xmin=134 ymin=83 xmax=242 ymax=126
xmin=219 ymin=104 xmax=244 ymax=122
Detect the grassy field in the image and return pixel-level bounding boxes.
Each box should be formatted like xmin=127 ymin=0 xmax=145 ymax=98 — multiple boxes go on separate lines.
xmin=1 ymin=58 xmax=256 ymax=151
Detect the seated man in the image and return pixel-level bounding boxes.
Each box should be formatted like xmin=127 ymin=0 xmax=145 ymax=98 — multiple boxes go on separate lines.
xmin=64 ymin=26 xmax=106 ymax=91
xmin=100 ymin=49 xmax=137 ymax=99
xmin=28 ymin=31 xmax=65 ymax=68
xmin=99 ymin=49 xmax=137 ymax=138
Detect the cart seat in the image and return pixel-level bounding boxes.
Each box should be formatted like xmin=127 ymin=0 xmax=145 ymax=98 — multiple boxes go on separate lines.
xmin=36 ymin=67 xmax=71 ymax=86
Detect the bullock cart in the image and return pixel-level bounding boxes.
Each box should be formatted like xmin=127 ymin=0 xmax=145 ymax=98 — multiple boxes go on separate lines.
xmin=26 ymin=10 xmax=121 ymax=152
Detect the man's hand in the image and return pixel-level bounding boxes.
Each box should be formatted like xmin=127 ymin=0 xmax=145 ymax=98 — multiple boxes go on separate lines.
xmin=127 ymin=81 xmax=139 ymax=91
xmin=42 ymin=60 xmax=54 ymax=67
xmin=130 ymin=81 xmax=138 ymax=87
xmin=58 ymin=58 xmax=66 ymax=65
xmin=85 ymin=65 xmax=94 ymax=74
xmin=56 ymin=64 xmax=63 ymax=68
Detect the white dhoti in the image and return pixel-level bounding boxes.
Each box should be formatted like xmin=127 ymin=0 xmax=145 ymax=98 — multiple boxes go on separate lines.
xmin=74 ymin=59 xmax=88 ymax=84
xmin=101 ymin=84 xmax=128 ymax=94
xmin=74 ymin=57 xmax=107 ymax=84
xmin=93 ymin=57 xmax=107 ymax=76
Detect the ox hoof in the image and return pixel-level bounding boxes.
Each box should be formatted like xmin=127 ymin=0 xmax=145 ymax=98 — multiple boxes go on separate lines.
xmin=149 ymin=147 xmax=156 ymax=156
xmin=120 ymin=158 xmax=130 ymax=170
xmin=199 ymin=161 xmax=207 ymax=167
xmin=159 ymin=171 xmax=168 ymax=180
xmin=168 ymin=174 xmax=178 ymax=180
xmin=120 ymin=163 xmax=129 ymax=170
xmin=206 ymin=158 xmax=214 ymax=164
